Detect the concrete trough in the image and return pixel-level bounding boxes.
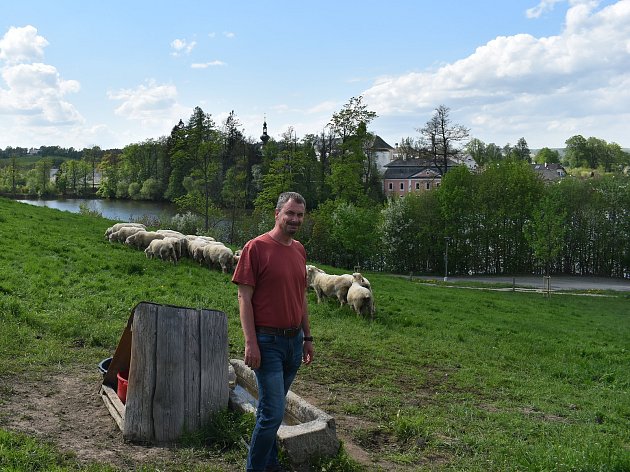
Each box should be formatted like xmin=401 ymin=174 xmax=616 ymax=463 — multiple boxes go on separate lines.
xmin=228 ymin=359 xmax=340 ymax=465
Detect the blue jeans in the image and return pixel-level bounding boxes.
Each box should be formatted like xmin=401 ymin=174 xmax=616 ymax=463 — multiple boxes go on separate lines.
xmin=246 ymin=331 xmax=303 ymax=472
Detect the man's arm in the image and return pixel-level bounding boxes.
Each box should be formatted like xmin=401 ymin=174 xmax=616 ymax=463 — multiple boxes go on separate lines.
xmin=301 ymin=292 xmax=314 ymax=365
xmin=237 ymin=284 xmax=261 ymax=369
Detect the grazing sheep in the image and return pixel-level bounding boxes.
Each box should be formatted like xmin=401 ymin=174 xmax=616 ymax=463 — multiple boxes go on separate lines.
xmin=144 ymin=239 xmax=177 ymax=264
xmin=104 ymin=222 xmax=145 ymax=239
xmin=202 ymin=244 xmax=236 ymax=273
xmin=306 ymin=265 xmax=373 ymax=306
xmin=306 ymin=265 xmax=354 ymax=306
xmin=187 ymin=238 xmax=216 ymax=263
xmin=108 ymin=225 xmax=144 ymax=243
xmin=162 ymin=236 xmax=186 ymax=260
xmin=125 ymin=230 xmax=165 ymax=250
xmin=156 ymin=229 xmax=185 ymax=239
xmin=347 ymin=281 xmax=375 ymax=319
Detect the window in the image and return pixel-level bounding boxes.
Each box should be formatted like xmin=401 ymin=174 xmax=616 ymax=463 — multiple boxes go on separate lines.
xmin=388 ymin=182 xmax=393 ymax=190
xmin=400 ymin=182 xmax=404 ymax=191
xmin=426 ymin=182 xmax=430 ymax=190
xmin=415 ymin=182 xmax=420 ymax=190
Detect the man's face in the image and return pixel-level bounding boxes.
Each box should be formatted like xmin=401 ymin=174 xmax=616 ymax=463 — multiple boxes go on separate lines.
xmin=275 ymin=199 xmax=305 ymax=236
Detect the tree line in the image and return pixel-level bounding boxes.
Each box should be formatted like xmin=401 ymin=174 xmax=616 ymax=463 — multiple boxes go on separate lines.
xmin=1 ymin=100 xmax=629 ymax=278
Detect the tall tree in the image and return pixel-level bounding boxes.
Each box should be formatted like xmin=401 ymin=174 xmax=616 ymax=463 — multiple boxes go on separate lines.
xmin=419 ymin=105 xmax=470 ymax=175
xmin=328 ymin=96 xmax=377 ymax=144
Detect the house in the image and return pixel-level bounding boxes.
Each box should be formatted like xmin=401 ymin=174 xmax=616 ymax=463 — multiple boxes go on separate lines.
xmin=531 ymin=163 xmax=566 ymax=181
xmin=383 ymin=158 xmax=457 ymax=197
xmin=370 ymin=135 xmax=396 ymax=171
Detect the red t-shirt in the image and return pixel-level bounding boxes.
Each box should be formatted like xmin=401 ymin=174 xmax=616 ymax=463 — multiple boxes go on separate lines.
xmin=232 ymin=233 xmax=306 ymax=329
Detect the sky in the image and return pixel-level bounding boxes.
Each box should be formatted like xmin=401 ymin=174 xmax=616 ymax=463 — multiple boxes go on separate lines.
xmin=1 ymin=0 xmax=629 ymax=152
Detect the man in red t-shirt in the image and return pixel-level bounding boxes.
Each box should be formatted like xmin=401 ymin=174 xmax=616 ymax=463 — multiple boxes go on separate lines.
xmin=232 ymin=191 xmax=313 ymax=472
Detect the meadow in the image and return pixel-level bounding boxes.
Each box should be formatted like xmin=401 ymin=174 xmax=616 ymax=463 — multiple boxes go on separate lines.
xmin=0 ymin=197 xmax=628 ymax=471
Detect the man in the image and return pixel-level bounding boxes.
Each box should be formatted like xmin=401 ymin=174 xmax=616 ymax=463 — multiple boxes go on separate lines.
xmin=232 ymin=191 xmax=314 ymax=472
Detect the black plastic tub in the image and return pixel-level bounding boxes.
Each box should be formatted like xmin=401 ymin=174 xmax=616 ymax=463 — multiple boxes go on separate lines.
xmin=98 ymin=357 xmax=112 ymax=375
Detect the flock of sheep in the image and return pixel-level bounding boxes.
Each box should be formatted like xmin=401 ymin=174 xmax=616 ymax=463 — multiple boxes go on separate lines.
xmin=105 ymin=222 xmax=240 ymax=273
xmin=307 ymin=265 xmax=375 ymax=319
xmin=105 ymin=222 xmax=375 ymax=319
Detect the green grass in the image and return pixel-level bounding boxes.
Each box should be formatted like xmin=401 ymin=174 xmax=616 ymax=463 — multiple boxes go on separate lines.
xmin=0 ymin=197 xmax=629 ymax=471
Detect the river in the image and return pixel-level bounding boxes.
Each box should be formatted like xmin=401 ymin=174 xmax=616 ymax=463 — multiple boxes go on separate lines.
xmin=15 ymin=198 xmax=179 ymax=222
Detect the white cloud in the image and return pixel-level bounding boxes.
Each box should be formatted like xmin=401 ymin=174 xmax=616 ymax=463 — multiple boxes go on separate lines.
xmin=170 ymin=38 xmax=196 ymax=56
xmin=0 ymin=25 xmax=48 ymax=64
xmin=108 ymin=80 xmax=179 ymax=120
xmin=0 ymin=26 xmax=82 ymax=127
xmin=526 ymin=0 xmax=566 ymax=18
xmin=191 ymin=60 xmax=226 ymax=69
xmin=223 ymin=31 xmax=235 ymax=39
xmin=362 ymin=0 xmax=630 ymax=147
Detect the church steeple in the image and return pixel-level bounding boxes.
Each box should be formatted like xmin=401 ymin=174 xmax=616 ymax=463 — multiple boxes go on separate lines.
xmin=260 ymin=116 xmax=270 ymax=144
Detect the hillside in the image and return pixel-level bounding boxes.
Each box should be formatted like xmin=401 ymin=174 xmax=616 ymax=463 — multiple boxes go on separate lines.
xmin=0 ymin=197 xmax=628 ymax=471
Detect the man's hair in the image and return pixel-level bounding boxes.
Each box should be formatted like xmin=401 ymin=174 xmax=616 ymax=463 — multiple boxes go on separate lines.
xmin=276 ymin=191 xmax=306 ymax=211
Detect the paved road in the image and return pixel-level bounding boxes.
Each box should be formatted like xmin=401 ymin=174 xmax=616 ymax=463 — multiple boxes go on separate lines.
xmin=412 ymin=275 xmax=630 ymax=292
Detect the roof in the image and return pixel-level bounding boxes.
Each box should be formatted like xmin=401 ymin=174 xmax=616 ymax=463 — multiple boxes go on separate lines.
xmin=531 ymin=163 xmax=567 ymax=181
xmin=370 ymin=135 xmax=394 ymax=150
xmin=383 ymin=158 xmax=457 ymax=179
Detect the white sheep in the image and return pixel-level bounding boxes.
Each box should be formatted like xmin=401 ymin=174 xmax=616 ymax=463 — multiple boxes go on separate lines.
xmin=347 ymin=281 xmax=375 ymax=319
xmin=144 ymin=239 xmax=177 ymax=264
xmin=187 ymin=238 xmax=215 ymax=263
xmin=108 ymin=225 xmax=144 ymax=243
xmin=156 ymin=229 xmax=185 ymax=239
xmin=104 ymin=222 xmax=145 ymax=239
xmin=125 ymin=230 xmax=165 ymax=250
xmin=306 ymin=265 xmax=354 ymax=306
xmin=202 ymin=244 xmax=235 ymax=273
xmin=162 ymin=236 xmax=186 ymax=260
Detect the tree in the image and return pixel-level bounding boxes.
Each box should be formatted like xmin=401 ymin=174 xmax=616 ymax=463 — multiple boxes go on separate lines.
xmin=328 ymin=96 xmax=377 ymax=143
xmin=419 ymin=105 xmax=470 ymax=175
xmin=564 ymin=135 xmax=589 ymax=168
xmin=534 ymin=147 xmax=560 ymax=164
xmin=513 ymin=137 xmax=531 ymax=162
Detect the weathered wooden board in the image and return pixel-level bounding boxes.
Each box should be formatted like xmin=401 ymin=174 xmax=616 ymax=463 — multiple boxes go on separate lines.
xmin=100 ymin=301 xmax=229 ymax=445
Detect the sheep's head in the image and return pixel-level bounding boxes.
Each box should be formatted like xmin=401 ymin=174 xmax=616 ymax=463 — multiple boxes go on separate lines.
xmin=352 ymin=272 xmax=371 ymax=289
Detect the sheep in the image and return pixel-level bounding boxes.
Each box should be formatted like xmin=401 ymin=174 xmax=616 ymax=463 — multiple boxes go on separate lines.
xmin=125 ymin=230 xmax=165 ymax=250
xmin=156 ymin=229 xmax=185 ymax=239
xmin=306 ymin=265 xmax=354 ymax=306
xmin=202 ymin=244 xmax=236 ymax=273
xmin=108 ymin=225 xmax=144 ymax=243
xmin=187 ymin=238 xmax=215 ymax=263
xmin=306 ymin=265 xmax=373 ymax=306
xmin=162 ymin=236 xmax=186 ymax=260
xmin=144 ymin=239 xmax=177 ymax=264
xmin=347 ymin=281 xmax=375 ymax=319
xmin=104 ymin=222 xmax=145 ymax=239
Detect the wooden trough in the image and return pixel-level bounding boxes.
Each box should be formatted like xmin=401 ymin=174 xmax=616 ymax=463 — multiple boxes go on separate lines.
xmin=100 ymin=301 xmax=229 ymax=444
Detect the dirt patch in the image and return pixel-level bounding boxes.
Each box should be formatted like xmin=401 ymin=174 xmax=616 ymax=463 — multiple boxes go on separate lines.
xmin=0 ymin=368 xmax=238 ymax=470
xmin=0 ymin=368 xmax=428 ymax=471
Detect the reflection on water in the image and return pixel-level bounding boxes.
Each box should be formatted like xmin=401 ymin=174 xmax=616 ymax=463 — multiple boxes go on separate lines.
xmin=16 ymin=198 xmax=178 ymax=222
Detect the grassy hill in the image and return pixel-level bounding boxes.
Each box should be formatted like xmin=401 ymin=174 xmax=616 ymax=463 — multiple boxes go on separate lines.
xmin=0 ymin=197 xmax=628 ymax=471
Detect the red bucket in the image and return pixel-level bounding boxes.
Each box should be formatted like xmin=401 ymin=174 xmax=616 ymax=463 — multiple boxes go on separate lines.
xmin=117 ymin=371 xmax=129 ymax=404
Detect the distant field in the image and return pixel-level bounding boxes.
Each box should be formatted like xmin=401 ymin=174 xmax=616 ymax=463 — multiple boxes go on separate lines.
xmin=0 ymin=197 xmax=628 ymax=471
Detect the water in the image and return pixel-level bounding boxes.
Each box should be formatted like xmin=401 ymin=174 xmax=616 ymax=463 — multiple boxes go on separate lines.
xmin=16 ymin=198 xmax=178 ymax=222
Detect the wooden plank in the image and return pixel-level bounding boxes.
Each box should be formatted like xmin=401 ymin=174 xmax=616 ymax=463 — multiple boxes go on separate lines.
xmin=103 ymin=312 xmax=134 ymax=389
xmin=123 ymin=302 xmax=158 ymax=442
xmin=200 ymin=309 xmax=229 ymax=421
xmin=183 ymin=308 xmax=201 ymax=433
xmin=100 ymin=385 xmax=125 ymax=431
xmin=153 ymin=305 xmax=186 ymax=443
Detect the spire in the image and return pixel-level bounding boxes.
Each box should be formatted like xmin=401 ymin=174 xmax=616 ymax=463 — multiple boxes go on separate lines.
xmin=260 ymin=115 xmax=270 ymax=144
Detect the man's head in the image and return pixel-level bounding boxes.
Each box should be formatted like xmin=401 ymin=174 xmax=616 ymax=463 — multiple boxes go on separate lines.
xmin=275 ymin=192 xmax=306 ymax=237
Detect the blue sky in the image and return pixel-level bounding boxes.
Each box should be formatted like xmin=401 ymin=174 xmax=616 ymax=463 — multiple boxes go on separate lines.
xmin=1 ymin=0 xmax=628 ymax=151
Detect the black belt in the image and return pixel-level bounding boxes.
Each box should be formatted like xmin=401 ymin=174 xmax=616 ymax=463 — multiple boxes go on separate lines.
xmin=255 ymin=326 xmax=302 ymax=337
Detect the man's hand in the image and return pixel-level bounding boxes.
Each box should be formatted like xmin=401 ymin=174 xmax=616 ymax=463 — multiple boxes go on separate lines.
xmin=244 ymin=340 xmax=261 ymax=369
xmin=302 ymin=341 xmax=314 ymax=365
